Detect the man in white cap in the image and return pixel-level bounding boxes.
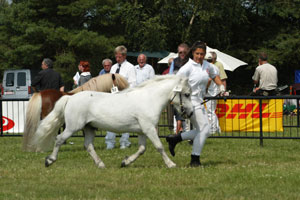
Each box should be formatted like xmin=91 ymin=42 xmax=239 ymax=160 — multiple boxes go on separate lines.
xmin=205 ymin=52 xmax=221 ymax=134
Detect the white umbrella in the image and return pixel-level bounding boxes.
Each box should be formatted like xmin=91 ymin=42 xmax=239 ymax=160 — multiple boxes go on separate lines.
xmin=157 ymin=52 xmax=178 ymax=64
xmin=158 ymin=46 xmax=248 ymax=71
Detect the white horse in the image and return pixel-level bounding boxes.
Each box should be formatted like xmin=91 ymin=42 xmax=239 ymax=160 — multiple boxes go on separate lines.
xmin=33 ymin=75 xmax=193 ymax=168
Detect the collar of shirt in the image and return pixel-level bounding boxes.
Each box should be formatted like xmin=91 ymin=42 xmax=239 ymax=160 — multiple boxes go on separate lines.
xmin=81 ymin=72 xmax=91 ymax=76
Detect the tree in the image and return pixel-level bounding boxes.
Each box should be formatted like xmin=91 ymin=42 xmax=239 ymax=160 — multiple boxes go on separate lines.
xmin=0 ymin=0 xmax=125 ymax=89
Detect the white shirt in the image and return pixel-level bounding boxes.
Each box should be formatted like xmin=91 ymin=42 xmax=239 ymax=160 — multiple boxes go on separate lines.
xmin=135 ymin=64 xmax=155 ymax=85
xmin=110 ymin=60 xmax=136 ymax=87
xmin=177 ymin=59 xmax=217 ymax=104
xmin=206 ymin=64 xmax=220 ymax=97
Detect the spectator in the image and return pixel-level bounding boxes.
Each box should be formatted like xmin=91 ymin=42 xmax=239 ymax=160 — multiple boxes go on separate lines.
xmin=78 ymin=61 xmax=92 ymax=86
xmin=32 ymin=58 xmax=64 ymax=92
xmin=166 ymin=41 xmax=225 ymax=167
xmin=99 ymin=58 xmax=113 ymax=75
xmin=169 ymin=43 xmax=190 ymax=134
xmin=73 ymin=63 xmax=83 ymax=88
xmin=209 ymin=51 xmax=228 ymax=90
xmin=135 ymin=54 xmax=155 ymax=85
xmin=106 ymin=45 xmax=136 ymax=149
xmin=251 ymin=52 xmax=278 ymax=96
xmin=205 ymin=52 xmax=221 ymax=134
xmin=169 ymin=43 xmax=189 ymax=74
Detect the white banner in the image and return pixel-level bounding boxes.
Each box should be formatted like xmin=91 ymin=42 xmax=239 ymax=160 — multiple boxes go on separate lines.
xmin=1 ymin=101 xmax=28 ymax=134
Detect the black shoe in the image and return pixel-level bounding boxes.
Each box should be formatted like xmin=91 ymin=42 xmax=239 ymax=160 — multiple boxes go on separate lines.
xmin=190 ymin=155 xmax=201 ymax=167
xmin=166 ymin=134 xmax=182 ymax=156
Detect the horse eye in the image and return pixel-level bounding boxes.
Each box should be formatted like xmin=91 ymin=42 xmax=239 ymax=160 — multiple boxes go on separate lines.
xmin=185 ymin=93 xmax=190 ymax=98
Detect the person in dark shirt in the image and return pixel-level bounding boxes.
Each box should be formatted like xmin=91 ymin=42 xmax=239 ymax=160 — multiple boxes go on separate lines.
xmin=32 ymin=58 xmax=64 ymax=92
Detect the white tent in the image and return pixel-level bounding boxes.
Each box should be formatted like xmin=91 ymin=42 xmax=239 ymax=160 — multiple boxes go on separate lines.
xmin=158 ymin=46 xmax=248 ymax=71
xmin=157 ymin=52 xmax=178 ymax=64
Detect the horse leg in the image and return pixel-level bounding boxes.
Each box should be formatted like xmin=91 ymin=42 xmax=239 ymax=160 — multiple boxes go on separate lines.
xmin=141 ymin=122 xmax=176 ymax=168
xmin=83 ymin=126 xmax=105 ymax=168
xmin=121 ymin=134 xmax=147 ymax=167
xmin=45 ymin=128 xmax=74 ymax=167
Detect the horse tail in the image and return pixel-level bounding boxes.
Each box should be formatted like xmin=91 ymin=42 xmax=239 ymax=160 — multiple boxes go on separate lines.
xmin=31 ymin=95 xmax=70 ymax=152
xmin=22 ymin=92 xmax=42 ymax=152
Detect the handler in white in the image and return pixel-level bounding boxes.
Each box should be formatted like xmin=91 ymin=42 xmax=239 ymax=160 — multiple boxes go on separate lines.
xmin=205 ymin=52 xmax=221 ymax=134
xmin=106 ymin=45 xmax=137 ymax=149
xmin=166 ymin=41 xmax=225 ymax=167
xmin=135 ymin=54 xmax=155 ymax=85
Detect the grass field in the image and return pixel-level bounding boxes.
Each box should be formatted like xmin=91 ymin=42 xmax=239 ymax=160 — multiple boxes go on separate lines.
xmin=1 ymin=136 xmax=300 ymax=200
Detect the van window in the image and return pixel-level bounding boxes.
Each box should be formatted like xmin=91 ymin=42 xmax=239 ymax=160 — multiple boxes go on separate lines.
xmin=6 ymin=73 xmax=14 ymax=86
xmin=17 ymin=72 xmax=26 ymax=86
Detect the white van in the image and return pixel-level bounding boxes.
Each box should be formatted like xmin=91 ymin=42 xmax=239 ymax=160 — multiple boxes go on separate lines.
xmin=1 ymin=69 xmax=32 ymax=99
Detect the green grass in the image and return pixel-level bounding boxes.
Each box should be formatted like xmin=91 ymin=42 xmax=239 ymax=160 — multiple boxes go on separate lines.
xmin=1 ymin=137 xmax=300 ymax=200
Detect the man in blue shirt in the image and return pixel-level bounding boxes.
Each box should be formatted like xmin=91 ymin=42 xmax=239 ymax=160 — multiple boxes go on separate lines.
xmin=99 ymin=58 xmax=113 ymax=75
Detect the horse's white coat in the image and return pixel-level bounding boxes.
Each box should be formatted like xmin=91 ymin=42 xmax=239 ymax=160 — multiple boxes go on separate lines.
xmin=34 ymin=75 xmax=193 ymax=168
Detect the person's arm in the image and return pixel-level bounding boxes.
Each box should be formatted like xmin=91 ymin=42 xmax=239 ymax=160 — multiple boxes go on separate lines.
xmin=206 ymin=78 xmax=212 ymax=93
xmin=221 ymin=79 xmax=227 ymax=89
xmin=213 ymin=75 xmax=222 ymax=86
xmin=168 ymin=61 xmax=174 ymax=74
xmin=212 ymin=75 xmax=225 ymax=95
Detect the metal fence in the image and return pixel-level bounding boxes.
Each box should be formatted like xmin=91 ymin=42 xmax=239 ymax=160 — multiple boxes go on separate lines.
xmin=206 ymin=95 xmax=300 ymax=146
xmin=1 ymin=96 xmax=300 ymax=146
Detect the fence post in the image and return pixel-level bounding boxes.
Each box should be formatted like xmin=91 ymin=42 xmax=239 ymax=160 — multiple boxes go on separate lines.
xmin=259 ymin=98 xmax=263 ymax=147
xmin=0 ymin=98 xmax=3 ymax=136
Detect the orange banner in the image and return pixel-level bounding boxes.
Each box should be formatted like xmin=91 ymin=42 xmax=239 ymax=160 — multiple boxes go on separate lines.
xmin=216 ymin=99 xmax=283 ymax=132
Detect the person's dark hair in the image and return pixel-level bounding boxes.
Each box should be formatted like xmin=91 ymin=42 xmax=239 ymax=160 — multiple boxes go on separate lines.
xmin=187 ymin=41 xmax=207 ymax=59
xmin=43 ymin=58 xmax=53 ymax=68
xmin=259 ymin=52 xmax=268 ymax=61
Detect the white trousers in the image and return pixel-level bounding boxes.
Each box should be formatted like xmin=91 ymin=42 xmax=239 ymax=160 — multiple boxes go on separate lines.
xmin=105 ymin=132 xmax=131 ymax=148
xmin=181 ymin=106 xmax=210 ymax=156
xmin=206 ymin=99 xmax=221 ymax=134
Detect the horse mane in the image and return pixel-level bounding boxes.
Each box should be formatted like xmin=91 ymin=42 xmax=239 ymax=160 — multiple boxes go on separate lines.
xmin=70 ymin=73 xmax=129 ymax=94
xmin=120 ymin=75 xmax=179 ymax=93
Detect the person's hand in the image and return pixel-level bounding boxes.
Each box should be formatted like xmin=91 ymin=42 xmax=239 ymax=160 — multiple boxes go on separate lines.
xmin=253 ymin=87 xmax=259 ymax=93
xmin=219 ymin=84 xmax=226 ymax=96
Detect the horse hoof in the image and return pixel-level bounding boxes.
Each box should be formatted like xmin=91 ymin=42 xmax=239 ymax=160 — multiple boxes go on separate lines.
xmin=168 ymin=163 xmax=176 ymax=168
xmin=45 ymin=156 xmax=55 ymax=167
xmin=121 ymin=161 xmax=126 ymax=168
xmin=97 ymin=162 xmax=105 ymax=169
xmin=121 ymin=156 xmax=129 ymax=168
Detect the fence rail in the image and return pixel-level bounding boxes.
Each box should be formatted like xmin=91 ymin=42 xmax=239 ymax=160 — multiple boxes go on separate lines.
xmin=1 ymin=95 xmax=300 ymax=146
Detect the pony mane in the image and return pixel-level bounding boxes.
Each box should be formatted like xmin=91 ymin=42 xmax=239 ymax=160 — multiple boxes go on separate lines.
xmin=120 ymin=75 xmax=180 ymax=93
xmin=70 ymin=73 xmax=129 ymax=93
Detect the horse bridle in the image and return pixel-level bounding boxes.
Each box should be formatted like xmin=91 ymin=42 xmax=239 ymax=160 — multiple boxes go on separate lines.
xmin=170 ymin=92 xmax=186 ymax=116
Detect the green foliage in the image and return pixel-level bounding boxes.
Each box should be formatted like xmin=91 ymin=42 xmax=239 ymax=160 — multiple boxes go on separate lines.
xmin=0 ymin=0 xmax=299 ymax=91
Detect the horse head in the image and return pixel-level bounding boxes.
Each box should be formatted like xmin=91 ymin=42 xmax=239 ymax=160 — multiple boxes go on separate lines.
xmin=171 ymin=77 xmax=193 ymax=118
